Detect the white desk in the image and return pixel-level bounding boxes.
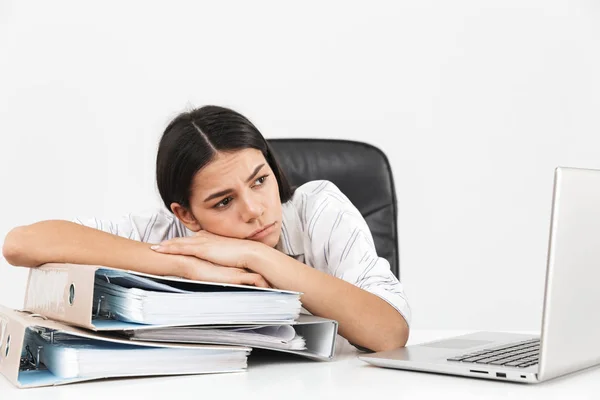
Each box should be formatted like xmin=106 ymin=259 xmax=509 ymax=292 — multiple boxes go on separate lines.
xmin=2 ymin=330 xmax=600 ymax=399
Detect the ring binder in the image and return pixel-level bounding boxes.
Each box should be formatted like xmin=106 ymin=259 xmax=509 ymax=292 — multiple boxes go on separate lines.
xmin=23 ymin=264 xmax=303 ymax=330
xmin=123 ymin=314 xmax=339 ymax=361
xmin=0 ymin=306 xmax=251 ymax=388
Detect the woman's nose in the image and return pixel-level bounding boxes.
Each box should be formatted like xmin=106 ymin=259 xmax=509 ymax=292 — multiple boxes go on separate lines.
xmin=240 ymin=196 xmax=264 ymax=222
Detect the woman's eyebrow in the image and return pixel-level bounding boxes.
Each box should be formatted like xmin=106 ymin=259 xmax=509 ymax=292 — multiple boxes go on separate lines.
xmin=203 ymin=163 xmax=265 ymax=202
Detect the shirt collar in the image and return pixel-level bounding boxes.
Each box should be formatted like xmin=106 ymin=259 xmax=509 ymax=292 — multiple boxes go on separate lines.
xmin=275 ymin=200 xmax=304 ymax=257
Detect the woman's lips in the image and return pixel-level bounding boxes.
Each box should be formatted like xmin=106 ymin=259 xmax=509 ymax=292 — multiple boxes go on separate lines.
xmin=247 ymin=222 xmax=276 ymax=239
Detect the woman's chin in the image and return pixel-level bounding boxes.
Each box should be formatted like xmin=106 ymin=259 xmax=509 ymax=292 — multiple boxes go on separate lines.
xmin=252 ymin=232 xmax=278 ymax=248
xmin=258 ymin=236 xmax=277 ymax=248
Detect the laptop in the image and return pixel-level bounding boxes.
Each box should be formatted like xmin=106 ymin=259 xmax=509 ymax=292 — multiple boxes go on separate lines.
xmin=359 ymin=166 xmax=600 ymax=383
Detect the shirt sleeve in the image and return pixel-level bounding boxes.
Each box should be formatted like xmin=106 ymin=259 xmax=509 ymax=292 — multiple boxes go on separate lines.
xmin=71 ymin=208 xmax=187 ymax=243
xmin=302 ymin=180 xmax=412 ymax=327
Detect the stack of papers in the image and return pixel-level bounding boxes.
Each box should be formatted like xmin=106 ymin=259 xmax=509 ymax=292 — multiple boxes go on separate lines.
xmin=126 ymin=324 xmax=306 ymax=350
xmin=93 ymin=268 xmax=303 ymax=325
xmin=27 ymin=328 xmax=249 ymax=380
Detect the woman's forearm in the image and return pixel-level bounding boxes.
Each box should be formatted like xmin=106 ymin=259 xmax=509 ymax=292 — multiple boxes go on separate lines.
xmin=2 ymin=220 xmax=183 ymax=276
xmin=247 ymin=245 xmax=409 ymax=352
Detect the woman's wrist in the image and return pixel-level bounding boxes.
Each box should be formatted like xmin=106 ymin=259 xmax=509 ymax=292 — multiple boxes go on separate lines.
xmin=169 ymin=253 xmax=193 ymax=278
xmin=243 ymin=241 xmax=272 ymax=273
xmin=143 ymin=245 xmax=189 ymax=278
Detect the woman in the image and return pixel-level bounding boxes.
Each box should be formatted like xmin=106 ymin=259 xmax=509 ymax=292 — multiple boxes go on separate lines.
xmin=2 ymin=105 xmax=410 ymax=352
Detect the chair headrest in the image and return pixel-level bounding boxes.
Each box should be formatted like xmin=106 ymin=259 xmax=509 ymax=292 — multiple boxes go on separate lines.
xmin=268 ymin=139 xmax=399 ymax=278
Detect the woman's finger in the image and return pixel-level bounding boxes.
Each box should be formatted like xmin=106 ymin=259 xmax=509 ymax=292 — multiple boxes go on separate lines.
xmin=180 ymin=257 xmax=270 ymax=288
xmin=237 ymin=272 xmax=271 ymax=288
xmin=151 ymin=242 xmax=198 ymax=257
xmin=152 ymin=231 xmax=257 ymax=270
xmin=158 ymin=236 xmax=203 ymax=247
xmin=193 ymin=269 xmax=270 ymax=288
xmin=151 ymin=242 xmax=216 ymax=264
xmin=151 ymin=240 xmax=251 ymax=270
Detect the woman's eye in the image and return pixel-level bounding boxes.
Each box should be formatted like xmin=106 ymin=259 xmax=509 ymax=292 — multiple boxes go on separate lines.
xmin=213 ymin=176 xmax=268 ymax=209
xmin=215 ymin=197 xmax=232 ymax=209
xmin=254 ymin=175 xmax=268 ymax=186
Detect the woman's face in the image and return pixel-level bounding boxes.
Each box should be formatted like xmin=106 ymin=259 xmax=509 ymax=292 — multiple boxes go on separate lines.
xmin=172 ymin=148 xmax=283 ymax=248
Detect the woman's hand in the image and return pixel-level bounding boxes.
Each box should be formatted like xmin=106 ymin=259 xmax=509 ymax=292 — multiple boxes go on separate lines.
xmin=172 ymin=254 xmax=270 ymax=288
xmin=151 ymin=230 xmax=262 ymax=270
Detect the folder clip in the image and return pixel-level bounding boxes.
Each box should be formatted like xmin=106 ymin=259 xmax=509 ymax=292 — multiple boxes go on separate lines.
xmin=93 ymin=295 xmax=113 ymax=319
xmin=91 ymin=274 xmax=115 ymax=319
xmin=19 ymin=327 xmax=57 ymax=372
xmin=20 ymin=344 xmax=44 ymax=371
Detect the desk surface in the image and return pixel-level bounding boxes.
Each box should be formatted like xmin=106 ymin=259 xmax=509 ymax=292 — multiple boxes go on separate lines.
xmin=1 ymin=330 xmax=599 ymax=399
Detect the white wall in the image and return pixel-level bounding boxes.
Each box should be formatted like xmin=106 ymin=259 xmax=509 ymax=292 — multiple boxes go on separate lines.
xmin=1 ymin=0 xmax=599 ymax=331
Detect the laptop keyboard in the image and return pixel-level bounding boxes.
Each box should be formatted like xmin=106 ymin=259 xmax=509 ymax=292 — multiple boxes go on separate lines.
xmin=447 ymin=338 xmax=540 ymax=368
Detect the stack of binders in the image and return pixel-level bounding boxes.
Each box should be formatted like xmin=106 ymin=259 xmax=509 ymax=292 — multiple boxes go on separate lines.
xmin=0 ymin=263 xmax=338 ymax=388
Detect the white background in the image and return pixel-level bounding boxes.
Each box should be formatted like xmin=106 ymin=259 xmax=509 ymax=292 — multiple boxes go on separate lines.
xmin=1 ymin=0 xmax=599 ymax=331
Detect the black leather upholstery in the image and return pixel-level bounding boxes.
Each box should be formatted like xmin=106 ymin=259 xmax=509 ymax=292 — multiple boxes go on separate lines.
xmin=267 ymin=139 xmax=400 ymax=279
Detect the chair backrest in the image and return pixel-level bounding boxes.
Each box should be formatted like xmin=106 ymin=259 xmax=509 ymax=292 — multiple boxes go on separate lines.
xmin=267 ymin=139 xmax=400 ymax=279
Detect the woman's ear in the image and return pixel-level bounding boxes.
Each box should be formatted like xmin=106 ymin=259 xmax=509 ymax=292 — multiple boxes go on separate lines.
xmin=170 ymin=203 xmax=202 ymax=232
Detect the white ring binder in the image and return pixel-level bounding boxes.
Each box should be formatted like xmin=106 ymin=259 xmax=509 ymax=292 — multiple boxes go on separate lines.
xmin=1 ymin=305 xmax=253 ymax=388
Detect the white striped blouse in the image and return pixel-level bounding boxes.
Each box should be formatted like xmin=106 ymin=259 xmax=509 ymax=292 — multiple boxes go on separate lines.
xmin=73 ymin=180 xmax=411 ymax=327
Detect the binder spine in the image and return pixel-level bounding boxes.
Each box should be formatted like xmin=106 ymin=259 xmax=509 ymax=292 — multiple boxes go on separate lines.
xmin=24 ymin=268 xmax=70 ymax=316
xmin=0 ymin=310 xmax=27 ymax=386
xmin=23 ymin=264 xmax=98 ymax=330
xmin=0 ymin=316 xmax=6 ymax=349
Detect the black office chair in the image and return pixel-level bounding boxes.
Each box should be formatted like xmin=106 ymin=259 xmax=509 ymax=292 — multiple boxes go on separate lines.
xmin=267 ymin=139 xmax=400 ymax=279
